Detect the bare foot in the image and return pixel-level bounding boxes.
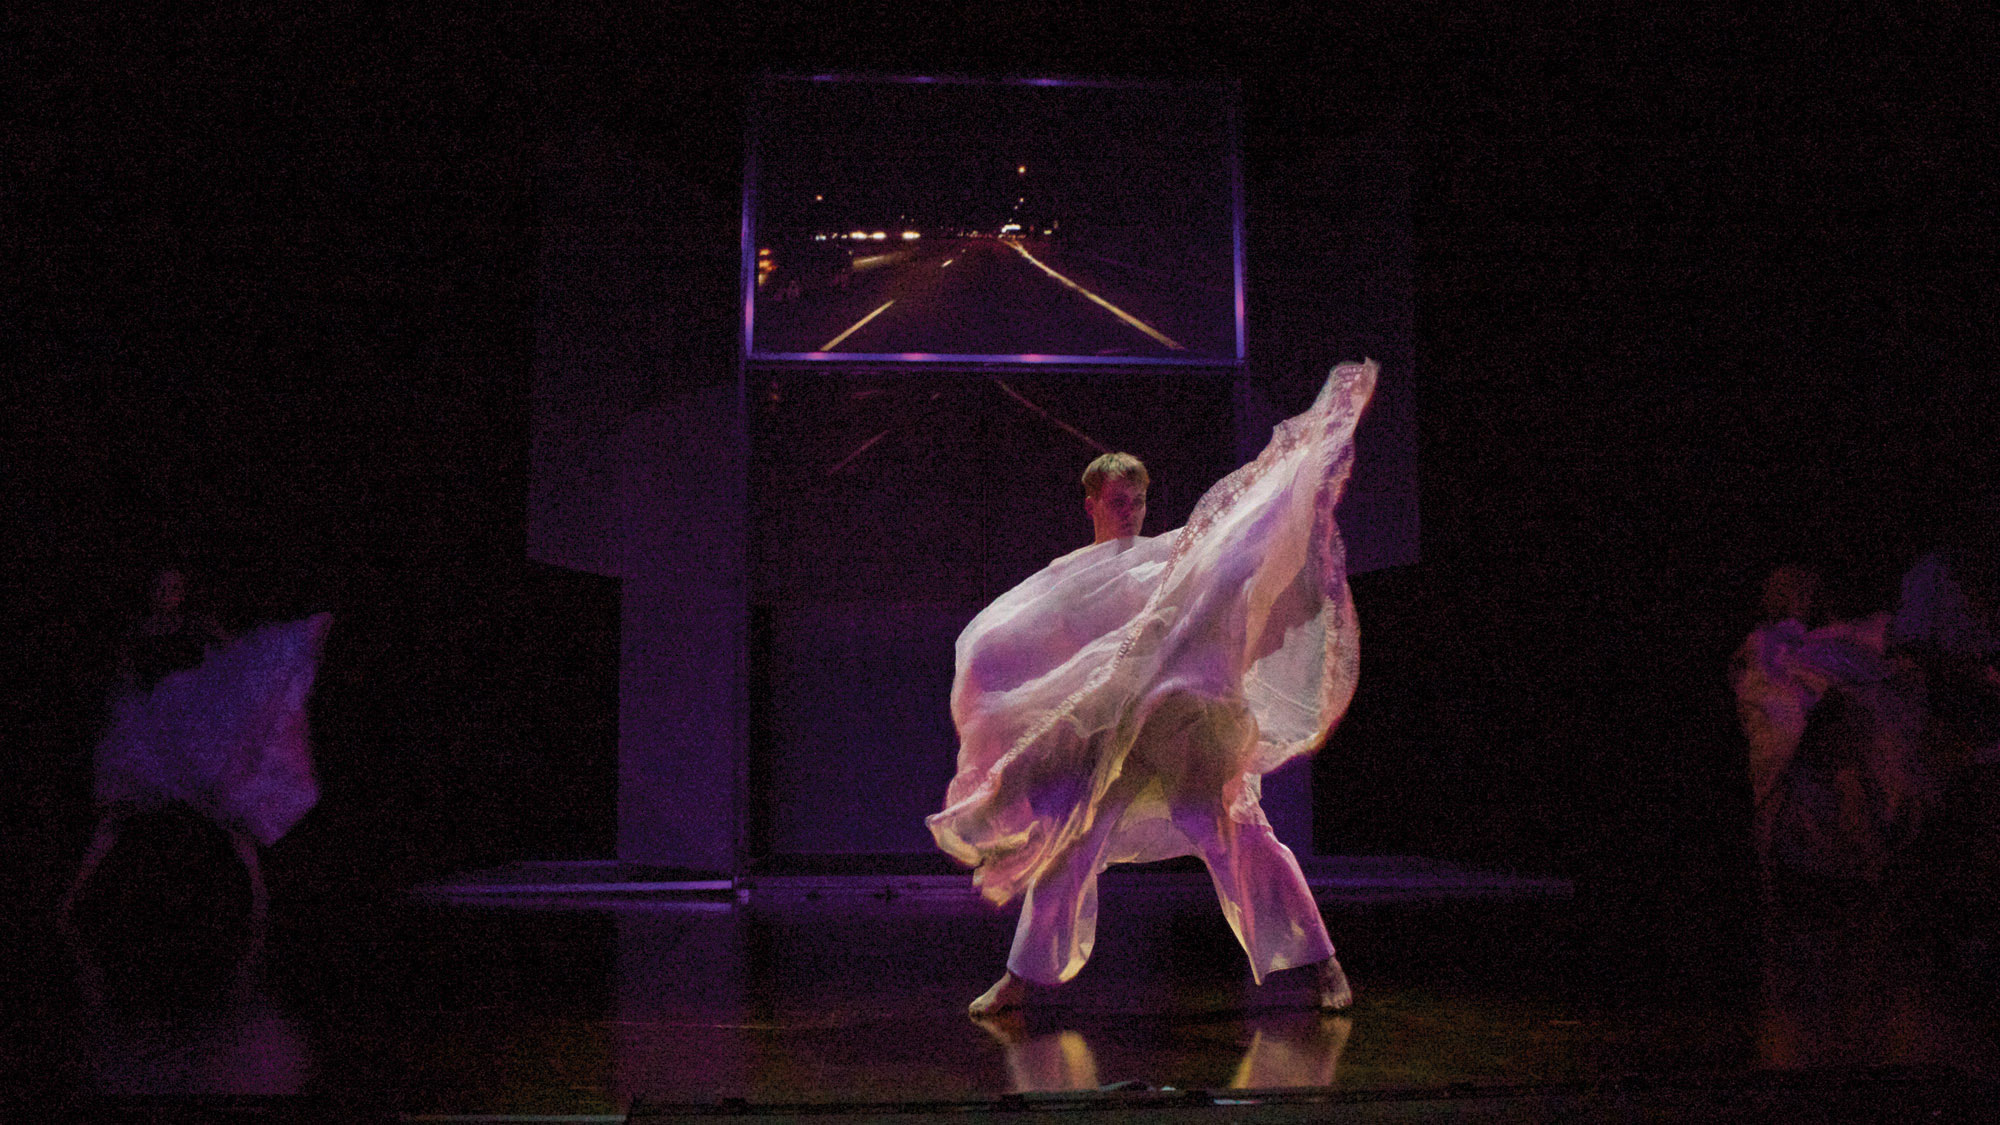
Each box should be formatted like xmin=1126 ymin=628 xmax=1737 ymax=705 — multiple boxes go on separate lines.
xmin=969 ymin=971 xmax=1028 ymax=1016
xmin=1316 ymin=956 xmax=1353 ymax=1011
xmin=969 ymin=1009 xmax=1028 ymax=1045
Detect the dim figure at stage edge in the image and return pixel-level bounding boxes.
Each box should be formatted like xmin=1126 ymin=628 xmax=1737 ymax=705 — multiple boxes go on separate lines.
xmin=59 ymin=564 xmax=333 ymax=945
xmin=928 ymin=360 xmax=1376 ymax=1015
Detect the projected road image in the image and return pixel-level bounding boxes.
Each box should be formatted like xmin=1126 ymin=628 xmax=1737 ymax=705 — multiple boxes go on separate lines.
xmin=748 ymin=78 xmax=1241 ymax=363
xmin=754 ymin=235 xmax=1232 ymax=358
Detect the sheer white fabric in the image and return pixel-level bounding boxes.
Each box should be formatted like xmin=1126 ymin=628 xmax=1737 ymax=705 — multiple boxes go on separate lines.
xmin=1731 ymin=614 xmax=1894 ymax=811
xmin=928 ymin=362 xmax=1375 ymax=983
xmin=1731 ymin=612 xmax=1943 ymax=871
xmin=95 ymin=613 xmax=332 ymax=846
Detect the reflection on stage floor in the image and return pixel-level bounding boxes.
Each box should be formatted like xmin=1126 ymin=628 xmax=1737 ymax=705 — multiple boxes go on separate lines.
xmin=16 ymin=857 xmax=1999 ymax=1119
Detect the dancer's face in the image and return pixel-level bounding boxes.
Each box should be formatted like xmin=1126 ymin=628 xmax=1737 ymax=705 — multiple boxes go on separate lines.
xmin=1086 ymin=477 xmax=1147 ymax=543
xmin=151 ymin=569 xmax=187 ymax=613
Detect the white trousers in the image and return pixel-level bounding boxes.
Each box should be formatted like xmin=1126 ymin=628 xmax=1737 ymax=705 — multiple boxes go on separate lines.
xmin=1006 ymin=761 xmax=1335 ymax=986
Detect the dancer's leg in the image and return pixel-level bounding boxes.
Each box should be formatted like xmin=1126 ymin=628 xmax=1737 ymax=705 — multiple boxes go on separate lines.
xmin=57 ymin=812 xmax=126 ymax=933
xmin=973 ymin=770 xmax=1148 ymax=1014
xmin=227 ymin=828 xmax=269 ymax=929
xmin=1191 ymin=814 xmax=1350 ymax=1007
xmin=227 ymin=828 xmax=270 ymax=984
xmin=1183 ymin=808 xmax=1343 ymax=991
xmin=1133 ymin=693 xmax=1350 ymax=1008
xmin=974 ymin=841 xmax=1106 ymax=1015
xmin=1001 ymin=844 xmax=1106 ymax=988
xmin=1316 ymin=951 xmax=1353 ymax=1010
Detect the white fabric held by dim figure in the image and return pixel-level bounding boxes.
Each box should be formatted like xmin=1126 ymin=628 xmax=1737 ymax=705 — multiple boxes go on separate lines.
xmin=95 ymin=613 xmax=332 ymax=846
xmin=928 ymin=362 xmax=1374 ymax=983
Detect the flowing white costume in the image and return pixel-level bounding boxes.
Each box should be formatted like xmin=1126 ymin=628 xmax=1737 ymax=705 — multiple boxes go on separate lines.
xmin=95 ymin=614 xmax=332 ymax=846
xmin=1731 ymin=613 xmax=1936 ymax=876
xmin=1731 ymin=617 xmax=1885 ymax=817
xmin=928 ymin=362 xmax=1374 ymax=986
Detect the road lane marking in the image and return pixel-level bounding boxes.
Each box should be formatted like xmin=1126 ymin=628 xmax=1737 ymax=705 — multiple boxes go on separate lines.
xmin=828 ymin=428 xmax=894 ymax=474
xmin=993 ymin=380 xmax=1112 ymax=453
xmin=819 ymin=300 xmax=896 ymax=352
xmin=1003 ymin=241 xmax=1185 ymax=350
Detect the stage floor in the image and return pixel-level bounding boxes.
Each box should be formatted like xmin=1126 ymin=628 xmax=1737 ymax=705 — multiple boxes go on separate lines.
xmin=14 ymin=856 xmax=2000 ymax=1120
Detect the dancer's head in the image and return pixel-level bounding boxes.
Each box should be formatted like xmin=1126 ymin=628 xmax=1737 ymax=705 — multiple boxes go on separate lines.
xmin=1759 ymin=564 xmax=1819 ymax=624
xmin=149 ymin=567 xmax=188 ymax=614
xmin=1082 ymin=452 xmax=1148 ymax=543
xmin=1082 ymin=452 xmax=1149 ymax=499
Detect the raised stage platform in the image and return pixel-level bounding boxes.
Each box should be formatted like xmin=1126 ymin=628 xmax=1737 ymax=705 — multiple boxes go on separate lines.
xmin=16 ymin=855 xmax=1998 ymax=1122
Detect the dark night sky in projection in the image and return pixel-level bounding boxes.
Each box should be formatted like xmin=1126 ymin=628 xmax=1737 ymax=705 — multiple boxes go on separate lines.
xmin=754 ymin=80 xmax=1232 ymax=239
xmin=748 ymin=79 xmax=1242 ymax=361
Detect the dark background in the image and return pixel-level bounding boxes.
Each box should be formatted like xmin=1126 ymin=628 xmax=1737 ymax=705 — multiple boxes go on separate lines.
xmin=7 ymin=5 xmax=1995 ymax=976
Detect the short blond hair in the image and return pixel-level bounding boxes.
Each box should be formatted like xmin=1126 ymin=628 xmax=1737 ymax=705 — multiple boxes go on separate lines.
xmin=1082 ymin=452 xmax=1149 ymax=498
